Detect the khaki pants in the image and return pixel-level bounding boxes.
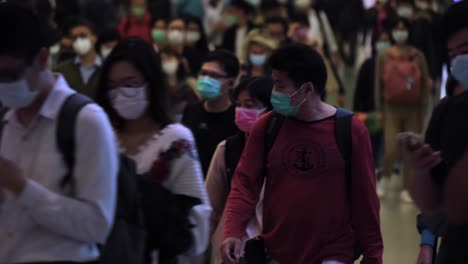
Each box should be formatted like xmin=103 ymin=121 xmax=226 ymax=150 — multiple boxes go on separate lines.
xmin=381 ymin=104 xmax=424 ymax=189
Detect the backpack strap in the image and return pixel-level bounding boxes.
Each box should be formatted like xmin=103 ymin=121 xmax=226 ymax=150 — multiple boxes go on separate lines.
xmin=262 ymin=112 xmax=285 ymax=185
xmin=57 ymin=93 xmax=94 ymax=189
xmin=265 ymin=112 xmax=284 ymax=155
xmin=224 ymin=133 xmax=246 ymax=190
xmin=335 ymin=108 xmax=354 ymax=204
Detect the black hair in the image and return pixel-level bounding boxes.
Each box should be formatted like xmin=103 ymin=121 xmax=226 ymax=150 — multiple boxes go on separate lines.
xmin=203 ymin=49 xmax=240 ymax=79
xmin=34 ymin=0 xmax=53 ymax=20
xmin=233 ymin=77 xmax=274 ymax=110
xmin=268 ymin=43 xmax=327 ymax=95
xmin=0 ymin=2 xmax=54 ymax=62
xmin=291 ymin=14 xmax=310 ymax=28
xmin=442 ymin=0 xmax=468 ymax=43
xmin=96 ymin=37 xmax=172 ymax=130
xmin=96 ymin=27 xmax=121 ymax=52
xmin=98 ymin=28 xmax=121 ymax=44
xmin=68 ymin=17 xmax=98 ymax=36
xmin=160 ymin=46 xmax=190 ymax=81
xmin=389 ymin=16 xmax=413 ymax=43
xmin=264 ymin=16 xmax=289 ymax=35
xmin=151 ymin=16 xmax=168 ymax=27
xmin=446 ymin=75 xmax=459 ymax=97
xmin=396 ymin=0 xmax=415 ymax=6
xmin=230 ymin=0 xmax=255 ymax=15
xmin=183 ymin=14 xmax=209 ymax=56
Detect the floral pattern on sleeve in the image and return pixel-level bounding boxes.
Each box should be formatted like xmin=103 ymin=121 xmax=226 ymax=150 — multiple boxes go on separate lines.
xmin=150 ymin=139 xmax=194 ymax=183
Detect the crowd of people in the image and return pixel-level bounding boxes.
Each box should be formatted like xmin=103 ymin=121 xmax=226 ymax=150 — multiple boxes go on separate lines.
xmin=0 ymin=0 xmax=467 ymax=263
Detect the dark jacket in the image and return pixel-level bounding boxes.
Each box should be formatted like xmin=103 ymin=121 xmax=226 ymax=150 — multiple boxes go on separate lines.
xmin=221 ymin=22 xmax=254 ymax=53
xmin=55 ymin=60 xmax=101 ymax=99
xmin=354 ymin=57 xmax=376 ymax=112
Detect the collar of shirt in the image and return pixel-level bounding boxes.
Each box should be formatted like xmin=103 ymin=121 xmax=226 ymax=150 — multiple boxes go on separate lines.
xmin=74 ymin=56 xmax=103 ymax=69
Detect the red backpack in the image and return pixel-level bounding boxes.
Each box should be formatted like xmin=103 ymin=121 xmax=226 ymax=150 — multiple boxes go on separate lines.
xmin=382 ymin=48 xmax=423 ymax=105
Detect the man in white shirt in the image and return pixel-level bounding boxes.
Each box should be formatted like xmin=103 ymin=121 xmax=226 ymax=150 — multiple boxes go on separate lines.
xmin=0 ymin=3 xmax=118 ymax=263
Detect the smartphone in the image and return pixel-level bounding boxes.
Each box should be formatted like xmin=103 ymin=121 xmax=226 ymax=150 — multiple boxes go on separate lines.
xmin=398 ymin=132 xmax=423 ymax=151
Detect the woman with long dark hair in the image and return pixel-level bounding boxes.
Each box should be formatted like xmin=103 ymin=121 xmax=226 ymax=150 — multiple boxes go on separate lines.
xmin=96 ymin=37 xmax=211 ymax=263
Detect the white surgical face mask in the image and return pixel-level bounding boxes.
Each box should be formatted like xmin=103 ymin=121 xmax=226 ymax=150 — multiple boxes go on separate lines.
xmin=73 ymin=37 xmax=92 ymax=56
xmin=168 ymin=30 xmax=185 ymax=45
xmin=392 ymin=30 xmax=409 ymax=44
xmin=109 ymin=85 xmax=149 ymax=120
xmin=185 ymin=31 xmax=201 ymax=44
xmin=397 ymin=7 xmax=414 ymax=19
xmin=162 ymin=60 xmax=179 ymax=75
xmin=0 ymin=78 xmax=39 ymax=109
xmin=101 ymin=47 xmax=113 ymax=59
xmin=451 ymin=54 xmax=468 ymax=90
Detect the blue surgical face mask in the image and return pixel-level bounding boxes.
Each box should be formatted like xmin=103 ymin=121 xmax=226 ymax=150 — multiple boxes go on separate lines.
xmin=375 ymin=41 xmax=391 ymax=53
xmin=197 ymin=76 xmax=223 ymax=101
xmin=270 ymin=85 xmax=307 ymax=117
xmin=249 ymin=54 xmax=268 ymax=66
xmin=451 ymin=54 xmax=468 ymax=90
xmin=0 ymin=78 xmax=38 ymax=108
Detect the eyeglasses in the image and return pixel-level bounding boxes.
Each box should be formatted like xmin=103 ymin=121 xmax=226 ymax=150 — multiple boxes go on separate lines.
xmin=199 ymin=70 xmax=228 ymax=80
xmin=108 ymin=86 xmax=143 ymax=100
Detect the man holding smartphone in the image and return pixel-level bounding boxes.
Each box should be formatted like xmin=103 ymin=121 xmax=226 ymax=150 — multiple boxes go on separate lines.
xmin=405 ymin=1 xmax=468 ymax=263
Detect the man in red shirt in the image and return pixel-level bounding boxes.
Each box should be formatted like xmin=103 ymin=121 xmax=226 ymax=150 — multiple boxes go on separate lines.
xmin=118 ymin=0 xmax=152 ymax=44
xmin=221 ymin=44 xmax=383 ymax=264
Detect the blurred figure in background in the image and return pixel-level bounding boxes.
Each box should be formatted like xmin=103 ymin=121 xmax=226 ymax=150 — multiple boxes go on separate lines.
xmin=221 ymin=0 xmax=255 ymax=58
xmin=367 ymin=0 xmax=396 ymax=41
xmin=184 ymin=15 xmax=210 ymax=60
xmin=354 ymin=30 xmax=392 ymax=172
xmin=375 ymin=17 xmax=431 ymax=201
xmin=240 ymin=29 xmax=278 ymax=78
xmin=55 ymin=19 xmax=102 ymax=99
xmin=167 ymin=17 xmax=203 ymax=76
xmin=97 ymin=28 xmax=121 ymax=60
xmin=294 ymin=0 xmax=340 ymax=67
xmin=151 ymin=17 xmax=168 ymax=52
xmin=206 ymin=76 xmax=273 ymax=264
xmin=182 ymin=50 xmax=240 ymax=176
xmin=410 ymin=0 xmax=444 ymax=94
xmin=264 ymin=16 xmax=292 ymax=46
xmin=118 ymin=0 xmax=152 ymax=43
xmin=160 ymin=47 xmax=199 ymax=122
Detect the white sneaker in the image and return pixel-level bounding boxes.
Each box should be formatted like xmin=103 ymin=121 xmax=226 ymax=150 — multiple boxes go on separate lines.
xmin=400 ymin=190 xmax=413 ymax=203
xmin=377 ymin=178 xmax=390 ymax=198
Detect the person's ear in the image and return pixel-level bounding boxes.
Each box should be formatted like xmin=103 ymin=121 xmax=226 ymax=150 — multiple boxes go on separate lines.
xmin=305 ymin=82 xmax=315 ymax=94
xmin=36 ymin=48 xmax=50 ymax=71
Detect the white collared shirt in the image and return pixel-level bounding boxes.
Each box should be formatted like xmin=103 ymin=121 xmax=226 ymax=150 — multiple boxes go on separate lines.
xmin=75 ymin=55 xmax=102 ymax=84
xmin=0 ymin=75 xmax=118 ymax=263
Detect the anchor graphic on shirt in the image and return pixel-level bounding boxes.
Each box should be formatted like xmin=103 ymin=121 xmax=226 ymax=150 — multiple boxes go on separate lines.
xmin=293 ymin=146 xmax=314 ymax=171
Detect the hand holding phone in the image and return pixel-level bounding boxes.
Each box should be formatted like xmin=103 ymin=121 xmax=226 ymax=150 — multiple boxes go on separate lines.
xmin=398 ymin=132 xmax=423 ymax=152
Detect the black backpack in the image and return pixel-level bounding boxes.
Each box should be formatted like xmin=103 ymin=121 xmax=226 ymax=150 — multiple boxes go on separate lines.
xmin=225 ymin=109 xmax=353 ymax=195
xmin=57 ymin=94 xmax=146 ymax=264
xmin=224 ymin=108 xmax=361 ymax=260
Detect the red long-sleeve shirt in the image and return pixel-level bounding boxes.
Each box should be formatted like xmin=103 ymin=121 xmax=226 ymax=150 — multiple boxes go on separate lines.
xmin=118 ymin=13 xmax=152 ymax=44
xmin=224 ymin=113 xmax=383 ymax=264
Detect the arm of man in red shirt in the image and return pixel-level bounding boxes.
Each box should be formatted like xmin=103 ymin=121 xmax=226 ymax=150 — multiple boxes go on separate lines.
xmin=350 ymin=118 xmax=384 ymax=264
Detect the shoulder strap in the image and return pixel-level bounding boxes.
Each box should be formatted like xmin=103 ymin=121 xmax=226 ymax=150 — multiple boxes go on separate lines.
xmin=335 ymin=108 xmax=354 ymax=204
xmin=58 ymin=93 xmax=94 ymax=188
xmin=265 ymin=112 xmax=284 ymax=155
xmin=224 ymin=133 xmax=246 ymax=190
xmin=261 ymin=112 xmax=285 ymax=184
